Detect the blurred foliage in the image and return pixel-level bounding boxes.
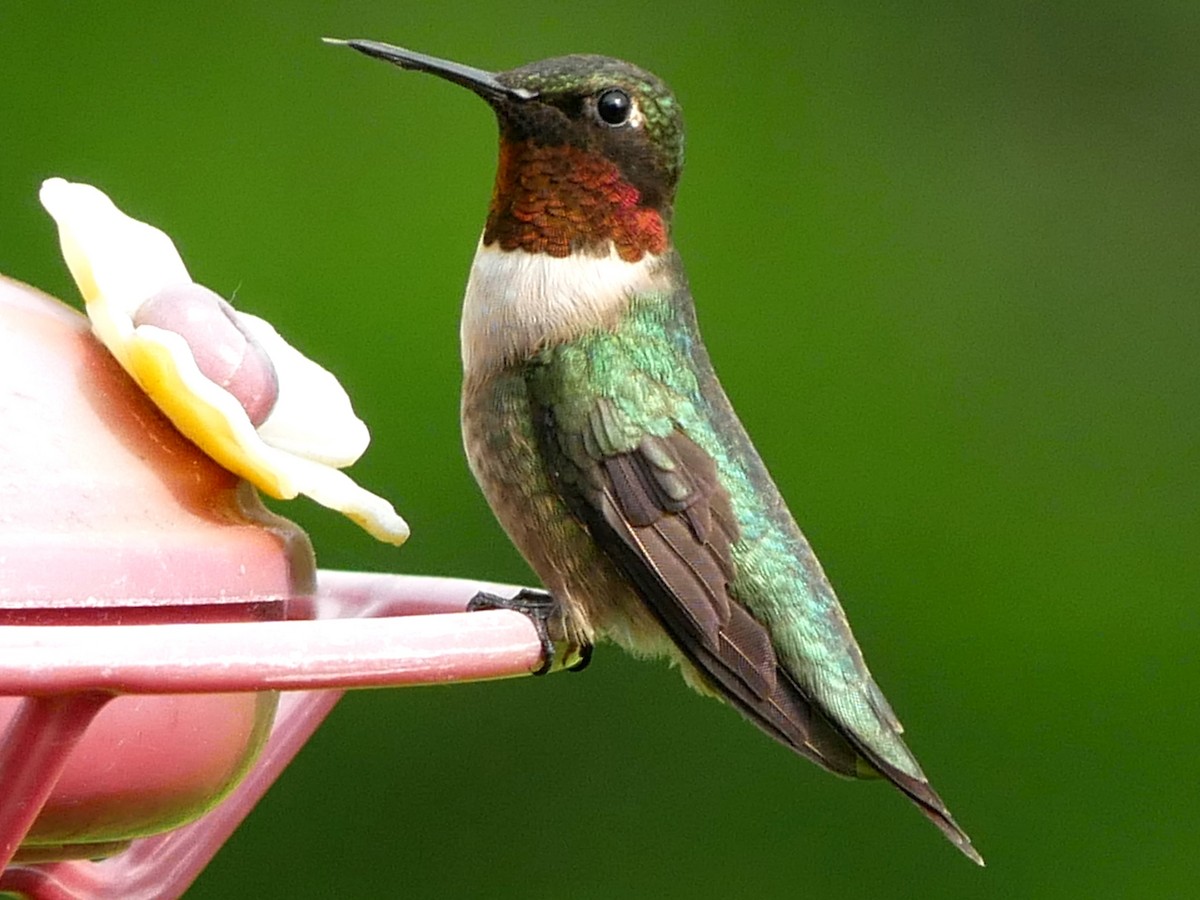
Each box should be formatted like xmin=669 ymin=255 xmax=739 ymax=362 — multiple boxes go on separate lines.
xmin=2 ymin=2 xmax=1198 ymax=898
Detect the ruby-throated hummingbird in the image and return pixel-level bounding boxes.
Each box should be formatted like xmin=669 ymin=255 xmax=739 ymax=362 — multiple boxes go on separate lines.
xmin=329 ymin=38 xmax=981 ymax=865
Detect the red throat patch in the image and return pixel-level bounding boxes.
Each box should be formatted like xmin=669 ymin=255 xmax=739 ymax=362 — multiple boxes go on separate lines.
xmin=484 ymin=139 xmax=668 ymax=262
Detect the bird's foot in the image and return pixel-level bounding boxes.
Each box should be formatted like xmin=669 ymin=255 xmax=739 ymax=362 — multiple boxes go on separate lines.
xmin=567 ymin=640 xmax=594 ymax=673
xmin=467 ymin=588 xmax=559 ymax=676
xmin=467 ymin=589 xmax=595 ymax=675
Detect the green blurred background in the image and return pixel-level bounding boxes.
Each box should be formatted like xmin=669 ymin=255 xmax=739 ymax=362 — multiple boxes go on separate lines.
xmin=2 ymin=2 xmax=1197 ymax=897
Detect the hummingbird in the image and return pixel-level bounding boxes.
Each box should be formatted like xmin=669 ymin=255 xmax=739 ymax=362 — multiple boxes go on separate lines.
xmin=330 ymin=38 xmax=982 ymax=865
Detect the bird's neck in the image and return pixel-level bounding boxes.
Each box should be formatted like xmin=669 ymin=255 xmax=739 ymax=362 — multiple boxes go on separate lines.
xmin=483 ymin=138 xmax=670 ymax=263
xmin=461 ymin=239 xmax=676 ymax=376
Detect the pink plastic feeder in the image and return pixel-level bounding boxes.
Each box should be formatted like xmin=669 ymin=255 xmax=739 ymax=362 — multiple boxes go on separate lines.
xmin=0 ymin=272 xmax=304 ymax=862
xmin=0 ymin=275 xmax=546 ymax=898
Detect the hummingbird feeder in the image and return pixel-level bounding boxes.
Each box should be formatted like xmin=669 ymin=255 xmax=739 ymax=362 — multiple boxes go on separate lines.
xmin=0 ymin=273 xmax=548 ymax=898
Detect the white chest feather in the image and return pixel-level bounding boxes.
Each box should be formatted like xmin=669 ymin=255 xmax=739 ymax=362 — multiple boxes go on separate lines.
xmin=460 ymin=240 xmax=669 ymax=373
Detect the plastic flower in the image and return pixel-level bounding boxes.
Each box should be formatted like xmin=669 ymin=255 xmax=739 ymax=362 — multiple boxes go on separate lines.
xmin=39 ymin=177 xmax=409 ymax=545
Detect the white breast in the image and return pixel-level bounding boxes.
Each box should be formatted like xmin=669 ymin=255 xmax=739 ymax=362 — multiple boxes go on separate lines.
xmin=460 ymin=239 xmax=669 ymax=373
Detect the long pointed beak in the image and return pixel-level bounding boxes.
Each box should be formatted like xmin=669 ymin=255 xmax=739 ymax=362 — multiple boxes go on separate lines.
xmin=323 ymin=38 xmax=536 ymax=102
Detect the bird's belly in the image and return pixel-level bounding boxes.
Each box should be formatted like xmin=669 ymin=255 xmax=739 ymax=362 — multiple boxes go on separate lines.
xmin=461 ymin=372 xmax=677 ymax=659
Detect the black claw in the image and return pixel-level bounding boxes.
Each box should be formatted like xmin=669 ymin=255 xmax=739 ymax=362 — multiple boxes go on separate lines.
xmin=568 ymin=641 xmax=594 ymax=673
xmin=467 ymin=589 xmax=557 ymax=675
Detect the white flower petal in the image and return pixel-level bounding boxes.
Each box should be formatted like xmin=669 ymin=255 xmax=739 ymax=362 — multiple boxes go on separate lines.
xmin=273 ymin=454 xmax=410 ymax=546
xmin=237 ymin=313 xmax=370 ymax=467
xmin=39 ymin=178 xmax=190 ymax=316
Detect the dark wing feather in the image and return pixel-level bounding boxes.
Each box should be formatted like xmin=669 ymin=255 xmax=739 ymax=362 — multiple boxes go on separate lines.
xmin=581 ymin=425 xmax=865 ymax=774
xmin=540 ymin=400 xmax=981 ymax=864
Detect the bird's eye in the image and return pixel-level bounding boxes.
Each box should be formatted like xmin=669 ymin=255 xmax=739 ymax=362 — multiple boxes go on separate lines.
xmin=596 ymin=88 xmax=632 ymax=126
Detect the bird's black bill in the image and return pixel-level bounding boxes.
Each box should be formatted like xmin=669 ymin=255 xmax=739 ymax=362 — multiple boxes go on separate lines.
xmin=323 ymin=38 xmax=535 ymax=102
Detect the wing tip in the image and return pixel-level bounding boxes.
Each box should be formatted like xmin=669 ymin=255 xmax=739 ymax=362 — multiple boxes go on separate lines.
xmin=879 ymin=760 xmax=985 ymax=866
xmin=920 ymin=798 xmax=985 ymax=866
xmin=961 ymin=842 xmax=987 ymax=868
